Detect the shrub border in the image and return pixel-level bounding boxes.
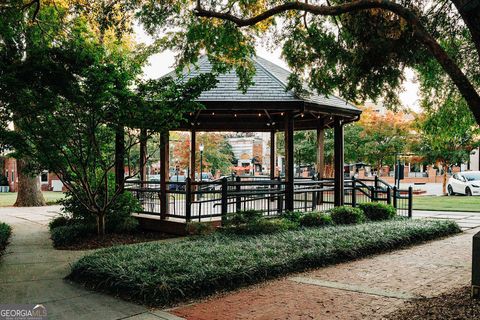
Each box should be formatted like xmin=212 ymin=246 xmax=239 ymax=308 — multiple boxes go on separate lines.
xmin=68 ymin=219 xmax=461 ymax=307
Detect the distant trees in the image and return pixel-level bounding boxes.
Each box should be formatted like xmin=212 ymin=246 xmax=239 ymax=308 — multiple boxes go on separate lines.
xmin=414 ymin=93 xmax=480 ymax=194
xmin=172 ymin=133 xmax=235 ymax=175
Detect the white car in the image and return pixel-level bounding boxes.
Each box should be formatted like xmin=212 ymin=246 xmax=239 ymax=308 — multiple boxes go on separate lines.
xmin=447 ymin=171 xmax=480 ymax=196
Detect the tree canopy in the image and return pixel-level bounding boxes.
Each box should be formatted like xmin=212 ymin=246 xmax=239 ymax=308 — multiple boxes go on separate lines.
xmin=137 ymin=0 xmax=480 ymax=124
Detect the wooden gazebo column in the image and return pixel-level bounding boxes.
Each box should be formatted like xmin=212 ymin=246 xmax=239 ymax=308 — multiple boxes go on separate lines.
xmin=160 ymin=131 xmax=170 ymax=219
xmin=334 ymin=117 xmax=345 ymax=206
xmin=139 ymin=129 xmax=147 ymax=181
xmin=270 ymin=130 xmax=275 ymax=179
xmin=284 ymin=113 xmax=294 ymax=211
xmin=316 ymin=124 xmax=325 ymax=179
xmin=190 ymin=129 xmax=196 ymax=181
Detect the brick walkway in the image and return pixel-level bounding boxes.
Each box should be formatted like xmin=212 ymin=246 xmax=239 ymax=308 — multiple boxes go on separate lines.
xmin=169 ymin=227 xmax=477 ymax=320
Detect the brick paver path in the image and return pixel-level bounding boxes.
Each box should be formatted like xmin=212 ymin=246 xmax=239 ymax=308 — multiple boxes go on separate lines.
xmin=170 ymin=227 xmax=477 ymax=320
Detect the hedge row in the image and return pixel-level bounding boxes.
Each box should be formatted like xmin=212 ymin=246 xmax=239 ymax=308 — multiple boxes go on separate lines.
xmin=69 ymin=219 xmax=461 ymax=307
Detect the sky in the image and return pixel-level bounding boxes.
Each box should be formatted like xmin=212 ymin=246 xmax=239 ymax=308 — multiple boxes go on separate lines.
xmin=135 ymin=25 xmax=421 ymax=112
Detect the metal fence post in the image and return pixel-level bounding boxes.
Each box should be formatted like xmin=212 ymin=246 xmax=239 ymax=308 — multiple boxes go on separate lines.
xmin=352 ymin=178 xmax=357 ymax=207
xmin=370 ymin=186 xmax=375 ymax=202
xmin=312 ymin=176 xmax=317 ymax=210
xmin=221 ymin=177 xmax=228 ymax=224
xmin=393 ymin=186 xmax=398 ymax=209
xmin=185 ymin=177 xmax=192 ymax=222
xmin=472 ymin=231 xmax=480 ymax=298
xmin=386 ymin=186 xmax=391 ymax=205
xmin=408 ymin=186 xmax=413 ymax=218
xmin=235 ymin=176 xmax=241 ymax=212
xmin=277 ymin=176 xmax=283 ymax=213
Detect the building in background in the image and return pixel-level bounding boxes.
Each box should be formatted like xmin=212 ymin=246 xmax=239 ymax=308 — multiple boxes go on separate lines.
xmin=470 ymin=147 xmax=480 ymax=171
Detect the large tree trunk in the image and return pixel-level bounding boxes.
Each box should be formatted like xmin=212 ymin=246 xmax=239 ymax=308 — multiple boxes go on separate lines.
xmin=14 ymin=158 xmax=46 ymax=207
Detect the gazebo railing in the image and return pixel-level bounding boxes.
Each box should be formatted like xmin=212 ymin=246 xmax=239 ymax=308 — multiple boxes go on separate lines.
xmin=126 ymin=176 xmax=413 ymax=223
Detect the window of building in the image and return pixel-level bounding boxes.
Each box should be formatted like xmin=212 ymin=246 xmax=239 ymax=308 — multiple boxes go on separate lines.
xmin=41 ymin=171 xmax=48 ymax=183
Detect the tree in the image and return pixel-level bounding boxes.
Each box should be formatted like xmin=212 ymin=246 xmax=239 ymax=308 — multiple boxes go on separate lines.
xmin=0 ymin=2 xmax=216 ymax=235
xmin=356 ymin=107 xmax=412 ymax=172
xmin=172 ymin=132 xmax=235 ymax=176
xmin=414 ymin=93 xmax=480 ymax=194
xmin=138 ymin=0 xmax=480 ymax=124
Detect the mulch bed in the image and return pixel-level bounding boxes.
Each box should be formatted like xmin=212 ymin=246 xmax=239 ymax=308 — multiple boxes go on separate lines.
xmin=386 ymin=286 xmax=480 ymax=319
xmin=56 ymin=231 xmax=178 ymax=250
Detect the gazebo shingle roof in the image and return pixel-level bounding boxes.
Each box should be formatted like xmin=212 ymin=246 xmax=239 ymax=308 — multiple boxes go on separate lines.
xmin=169 ymin=56 xmax=360 ymax=114
xmin=164 ymin=56 xmax=361 ymax=131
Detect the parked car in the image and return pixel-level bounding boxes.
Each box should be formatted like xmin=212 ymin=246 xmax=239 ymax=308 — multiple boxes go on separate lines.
xmin=169 ymin=175 xmax=186 ymax=191
xmin=447 ymin=171 xmax=480 ymax=196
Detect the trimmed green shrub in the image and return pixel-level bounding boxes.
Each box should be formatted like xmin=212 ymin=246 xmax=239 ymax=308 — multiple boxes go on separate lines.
xmin=0 ymin=222 xmax=11 ymax=252
xmin=281 ymin=211 xmax=303 ymax=223
xmin=224 ymin=210 xmax=263 ymax=227
xmin=359 ymin=203 xmax=396 ymax=221
xmin=69 ymin=219 xmax=461 ymax=307
xmin=48 ymin=216 xmax=70 ymax=230
xmin=329 ymin=206 xmax=365 ymax=225
xmin=300 ymin=212 xmax=333 ymax=227
xmin=50 ymin=224 xmax=95 ymax=247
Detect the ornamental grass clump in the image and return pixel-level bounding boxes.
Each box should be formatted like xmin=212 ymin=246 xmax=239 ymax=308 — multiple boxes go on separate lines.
xmin=69 ymin=219 xmax=461 ymax=307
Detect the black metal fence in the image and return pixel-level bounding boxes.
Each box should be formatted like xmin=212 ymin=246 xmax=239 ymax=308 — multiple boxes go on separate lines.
xmin=127 ymin=175 xmax=413 ymax=222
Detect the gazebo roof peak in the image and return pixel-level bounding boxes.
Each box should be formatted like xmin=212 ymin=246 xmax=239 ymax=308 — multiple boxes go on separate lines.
xmin=168 ymin=55 xmax=360 ymax=115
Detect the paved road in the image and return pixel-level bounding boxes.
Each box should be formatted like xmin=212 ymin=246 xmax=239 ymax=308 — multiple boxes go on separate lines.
xmin=0 ymin=206 xmax=182 ymax=320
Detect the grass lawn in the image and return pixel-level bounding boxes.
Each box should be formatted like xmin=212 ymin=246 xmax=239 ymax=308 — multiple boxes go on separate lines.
xmin=69 ymin=219 xmax=460 ymax=307
xmin=0 ymin=191 xmax=65 ymax=207
xmin=414 ymin=195 xmax=480 ymax=212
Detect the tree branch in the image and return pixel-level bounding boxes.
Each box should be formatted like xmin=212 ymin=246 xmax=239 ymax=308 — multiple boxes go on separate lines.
xmin=195 ymin=0 xmax=480 ymax=124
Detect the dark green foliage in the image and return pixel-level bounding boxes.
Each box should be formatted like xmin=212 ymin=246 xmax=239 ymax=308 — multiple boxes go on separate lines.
xmin=224 ymin=210 xmax=297 ymax=235
xmin=0 ymin=175 xmax=8 ymax=187
xmin=281 ymin=211 xmax=303 ymax=223
xmin=329 ymin=206 xmax=365 ymax=225
xmin=232 ymin=218 xmax=298 ymax=235
xmin=299 ymin=212 xmax=333 ymax=227
xmin=50 ymin=224 xmax=95 ymax=248
xmin=59 ymin=190 xmax=141 ymax=234
xmin=69 ymin=219 xmax=461 ymax=307
xmin=0 ymin=222 xmax=12 ymax=253
xmin=224 ymin=210 xmax=263 ymax=227
xmin=359 ymin=203 xmax=397 ymax=221
xmin=48 ymin=216 xmax=70 ymax=230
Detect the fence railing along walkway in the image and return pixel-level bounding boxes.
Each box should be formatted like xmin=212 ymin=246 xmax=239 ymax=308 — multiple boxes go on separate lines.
xmin=126 ymin=175 xmax=413 ymax=223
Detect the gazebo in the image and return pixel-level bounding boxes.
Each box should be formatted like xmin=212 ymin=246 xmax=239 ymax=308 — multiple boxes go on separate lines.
xmin=134 ymin=56 xmax=362 ymax=228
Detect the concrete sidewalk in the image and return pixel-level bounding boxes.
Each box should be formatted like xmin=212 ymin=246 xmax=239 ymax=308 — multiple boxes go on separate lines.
xmin=414 ymin=210 xmax=480 ymax=230
xmin=0 ymin=206 xmax=181 ymax=320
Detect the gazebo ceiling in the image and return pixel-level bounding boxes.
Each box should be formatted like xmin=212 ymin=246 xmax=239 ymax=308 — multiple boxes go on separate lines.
xmin=167 ymin=56 xmax=361 ymax=131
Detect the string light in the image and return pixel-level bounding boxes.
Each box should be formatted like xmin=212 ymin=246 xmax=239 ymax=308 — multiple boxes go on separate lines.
xmin=212 ymin=112 xmax=215 ymax=115
xmin=281 ymin=112 xmax=284 ymax=116
xmin=234 ymin=114 xmax=237 ymax=118
xmin=258 ymin=113 xmax=261 ymax=117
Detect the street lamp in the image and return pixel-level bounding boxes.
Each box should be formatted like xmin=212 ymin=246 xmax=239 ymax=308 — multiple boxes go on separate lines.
xmin=199 ymin=143 xmax=204 ymax=182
